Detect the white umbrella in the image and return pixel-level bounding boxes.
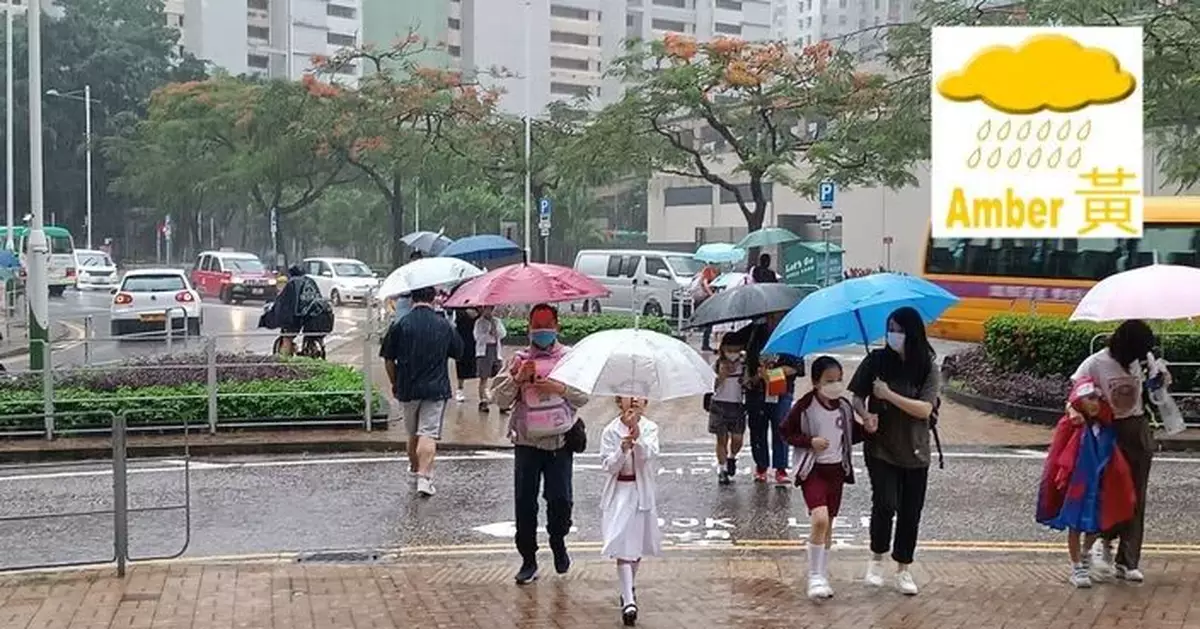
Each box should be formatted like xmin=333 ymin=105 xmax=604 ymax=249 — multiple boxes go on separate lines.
xmin=378 ymin=257 xmax=483 ymax=299
xmin=548 ymin=329 xmax=713 ymax=402
xmin=1070 ymin=264 xmax=1200 ymax=321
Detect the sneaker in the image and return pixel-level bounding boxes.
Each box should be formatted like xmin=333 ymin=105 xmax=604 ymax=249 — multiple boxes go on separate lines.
xmin=621 ymin=602 xmax=638 ymax=626
xmin=416 ymin=476 xmax=436 ymax=497
xmin=896 ymin=571 xmax=919 ymax=596
xmin=514 ymin=562 xmax=539 ymax=585
xmin=864 ymin=558 xmax=885 ymax=587
xmin=1115 ymin=565 xmax=1144 ymax=582
xmin=1069 ymin=565 xmax=1093 ymax=588
xmin=550 ymin=538 xmax=571 ymax=574
xmin=718 ymin=470 xmax=731 ymax=485
xmin=774 ymin=469 xmax=790 ymax=486
xmin=455 ymin=390 xmax=465 ymax=403
xmin=807 ymin=575 xmax=834 ymax=600
xmin=725 ymin=458 xmax=737 ymax=477
xmin=1090 ymin=542 xmax=1115 ymax=580
xmin=478 ymin=401 xmax=490 ymax=412
xmin=753 ymin=470 xmax=768 ymax=483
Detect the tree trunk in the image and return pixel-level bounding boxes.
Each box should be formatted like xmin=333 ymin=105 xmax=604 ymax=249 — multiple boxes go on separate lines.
xmin=389 ymin=173 xmax=405 ymax=269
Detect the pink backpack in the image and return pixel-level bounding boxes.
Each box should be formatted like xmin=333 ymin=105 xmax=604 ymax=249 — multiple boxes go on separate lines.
xmin=514 ymin=346 xmax=576 ymax=438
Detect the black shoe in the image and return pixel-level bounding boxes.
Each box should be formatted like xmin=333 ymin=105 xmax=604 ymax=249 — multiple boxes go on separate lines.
xmin=622 ymin=602 xmax=638 ymax=626
xmin=725 ymin=458 xmax=737 ymax=477
xmin=718 ymin=470 xmax=732 ymax=485
xmin=478 ymin=402 xmax=490 ymax=413
xmin=515 ymin=562 xmax=539 ymax=585
xmin=550 ymin=539 xmax=571 ymax=574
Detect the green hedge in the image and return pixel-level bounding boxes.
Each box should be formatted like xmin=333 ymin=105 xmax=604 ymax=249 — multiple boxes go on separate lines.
xmin=983 ymin=315 xmax=1200 ymax=390
xmin=0 ymin=361 xmax=385 ymax=430
xmin=502 ymin=314 xmax=673 ymax=345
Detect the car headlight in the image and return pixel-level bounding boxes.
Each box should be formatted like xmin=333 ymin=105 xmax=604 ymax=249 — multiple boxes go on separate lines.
xmin=231 ymin=277 xmax=244 ymax=284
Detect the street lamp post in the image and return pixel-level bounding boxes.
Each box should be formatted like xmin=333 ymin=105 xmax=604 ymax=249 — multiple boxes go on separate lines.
xmin=26 ymin=0 xmax=48 ymax=372
xmin=45 ymin=85 xmax=95 ymax=250
xmin=5 ymin=0 xmax=17 ymax=251
xmin=522 ymin=0 xmax=532 ymax=263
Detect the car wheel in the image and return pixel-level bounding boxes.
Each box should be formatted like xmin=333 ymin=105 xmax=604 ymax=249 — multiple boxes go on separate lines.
xmin=48 ymin=285 xmax=65 ymax=298
xmin=590 ymin=300 xmax=601 ymax=314
xmin=643 ymin=301 xmax=663 ymax=318
xmin=219 ymin=288 xmax=232 ymax=304
xmin=187 ymin=319 xmax=201 ymax=337
xmin=110 ymin=321 xmax=123 ymax=338
xmin=331 ymin=289 xmax=342 ymax=307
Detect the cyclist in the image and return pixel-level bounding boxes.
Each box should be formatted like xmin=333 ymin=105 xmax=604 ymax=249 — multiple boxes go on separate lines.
xmin=274 ymin=264 xmax=332 ymax=356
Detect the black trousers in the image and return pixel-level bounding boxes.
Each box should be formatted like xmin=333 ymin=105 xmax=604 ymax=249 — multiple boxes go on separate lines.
xmin=866 ymin=455 xmax=929 ymax=565
xmin=1101 ymin=415 xmax=1153 ymax=570
xmin=514 ymin=445 xmax=574 ymax=563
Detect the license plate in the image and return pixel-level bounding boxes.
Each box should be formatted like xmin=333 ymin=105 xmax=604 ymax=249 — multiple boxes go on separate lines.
xmin=139 ymin=313 xmax=166 ymax=322
xmin=251 ymin=288 xmax=264 ymax=295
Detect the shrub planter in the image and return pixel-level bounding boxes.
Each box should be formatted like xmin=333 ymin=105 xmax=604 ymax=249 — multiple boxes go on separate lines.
xmin=501 ymin=314 xmax=674 ymax=346
xmin=942 ymin=380 xmax=1062 ymax=426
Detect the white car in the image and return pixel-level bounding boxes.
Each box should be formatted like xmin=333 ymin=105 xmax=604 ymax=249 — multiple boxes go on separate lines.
xmin=303 ymin=257 xmax=380 ymax=306
xmin=110 ymin=268 xmax=203 ymax=337
xmin=74 ymin=249 xmax=118 ymax=290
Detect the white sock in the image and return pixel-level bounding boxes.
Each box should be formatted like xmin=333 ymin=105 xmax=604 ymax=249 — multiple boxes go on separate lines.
xmin=808 ymin=544 xmax=824 ymax=578
xmin=618 ymin=563 xmax=635 ymax=605
xmin=818 ymin=544 xmax=831 ymax=577
xmin=631 ymin=560 xmax=640 ymax=578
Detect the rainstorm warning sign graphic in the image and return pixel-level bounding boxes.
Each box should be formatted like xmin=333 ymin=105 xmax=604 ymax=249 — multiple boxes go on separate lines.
xmin=930 ymin=27 xmax=1144 ymax=239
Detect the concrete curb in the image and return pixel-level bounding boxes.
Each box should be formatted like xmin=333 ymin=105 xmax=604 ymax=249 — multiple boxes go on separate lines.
xmin=0 ymin=439 xmax=513 ymax=463
xmin=0 ymin=322 xmax=74 ymax=360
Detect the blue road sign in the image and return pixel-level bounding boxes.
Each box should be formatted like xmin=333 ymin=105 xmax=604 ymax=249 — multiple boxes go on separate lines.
xmin=818 ymin=180 xmax=835 ymax=209
xmin=539 ymin=198 xmax=552 ymax=220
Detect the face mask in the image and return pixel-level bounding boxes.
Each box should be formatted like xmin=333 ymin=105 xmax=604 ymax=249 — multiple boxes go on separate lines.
xmin=887 ymin=332 xmax=906 ymax=352
xmin=723 ymin=351 xmax=740 ymax=361
xmin=530 ymin=330 xmax=557 ymax=349
xmin=819 ymin=382 xmax=846 ymax=399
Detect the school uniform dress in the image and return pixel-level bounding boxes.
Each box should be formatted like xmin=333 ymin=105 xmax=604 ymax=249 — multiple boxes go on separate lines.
xmin=781 ymin=393 xmax=864 ymax=518
xmin=599 ymin=418 xmax=663 ymax=561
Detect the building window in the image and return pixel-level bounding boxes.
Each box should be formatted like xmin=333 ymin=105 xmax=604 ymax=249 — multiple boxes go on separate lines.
xmin=247 ymin=0 xmax=268 ymax=10
xmin=448 ymin=45 xmax=461 ymax=56
xmin=651 ymin=18 xmax=687 ymax=32
xmin=838 ymin=14 xmax=847 ymax=25
xmin=247 ymin=25 xmax=269 ymax=40
xmin=550 ymin=82 xmax=593 ymax=97
xmin=327 ymin=4 xmax=355 ymax=19
xmin=838 ymin=0 xmax=847 ymax=6
xmin=550 ymin=30 xmax=591 ymax=46
xmin=714 ymin=22 xmax=741 ymax=35
xmin=626 ymin=13 xmax=637 ymax=26
xmin=327 ymin=32 xmax=357 ymax=46
xmin=335 ymin=62 xmax=358 ymax=75
xmin=652 ymin=0 xmax=687 ymax=7
xmin=448 ymin=17 xmax=461 ymax=29
xmin=550 ymin=4 xmax=590 ymax=20
xmin=663 ymin=186 xmax=711 ymax=207
xmin=874 ymin=0 xmax=880 ymax=7
xmin=715 ymin=0 xmax=742 ymax=9
xmin=859 ymin=17 xmax=866 ymax=28
xmin=719 ymin=182 xmax=773 ymax=204
xmin=247 ymin=53 xmax=269 ymax=69
xmin=550 ymin=56 xmax=591 ymax=71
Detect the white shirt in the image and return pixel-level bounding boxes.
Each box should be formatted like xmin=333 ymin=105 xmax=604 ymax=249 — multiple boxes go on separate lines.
xmin=712 ymin=357 xmax=745 ymax=403
xmin=1072 ymin=349 xmax=1143 ymax=418
xmin=472 ymin=316 xmax=507 ymax=358
xmin=807 ymin=402 xmax=845 ymax=464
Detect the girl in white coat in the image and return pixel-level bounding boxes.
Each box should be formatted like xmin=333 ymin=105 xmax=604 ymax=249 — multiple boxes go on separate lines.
xmin=600 ymin=396 xmax=662 ymax=627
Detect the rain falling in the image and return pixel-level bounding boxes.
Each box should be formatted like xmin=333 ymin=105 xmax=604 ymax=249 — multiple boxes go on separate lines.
xmin=967 ymin=118 xmax=1091 ymax=170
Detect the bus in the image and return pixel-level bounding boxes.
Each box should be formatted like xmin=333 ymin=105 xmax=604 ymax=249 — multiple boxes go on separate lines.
xmin=0 ymin=225 xmax=77 ymax=297
xmin=922 ymin=196 xmax=1200 ymax=341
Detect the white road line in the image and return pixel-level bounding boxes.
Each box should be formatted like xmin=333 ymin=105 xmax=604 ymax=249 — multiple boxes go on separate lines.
xmin=0 ymin=449 xmax=1195 ymax=483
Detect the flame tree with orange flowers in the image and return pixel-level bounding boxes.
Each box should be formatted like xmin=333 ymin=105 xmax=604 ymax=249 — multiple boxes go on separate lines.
xmin=593 ymin=34 xmax=922 ymax=238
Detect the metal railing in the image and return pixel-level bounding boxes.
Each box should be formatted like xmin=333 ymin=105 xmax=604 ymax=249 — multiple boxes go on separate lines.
xmin=0 ymin=410 xmax=190 ymax=575
xmin=1089 ymin=332 xmax=1199 ymax=428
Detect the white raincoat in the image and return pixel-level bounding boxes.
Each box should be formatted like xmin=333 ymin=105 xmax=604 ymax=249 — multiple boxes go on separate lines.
xmin=599 ymin=416 xmax=663 ymax=561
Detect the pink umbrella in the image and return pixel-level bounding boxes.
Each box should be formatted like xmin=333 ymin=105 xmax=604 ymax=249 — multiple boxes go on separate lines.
xmin=444 ymin=263 xmax=610 ymax=308
xmin=1070 ymin=264 xmax=1200 ymax=322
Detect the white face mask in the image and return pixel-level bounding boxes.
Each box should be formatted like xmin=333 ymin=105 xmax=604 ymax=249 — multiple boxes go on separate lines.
xmin=819 ymin=382 xmax=845 ymax=399
xmin=887 ymin=332 xmax=906 ymax=352
xmin=723 ymin=351 xmax=740 ymax=361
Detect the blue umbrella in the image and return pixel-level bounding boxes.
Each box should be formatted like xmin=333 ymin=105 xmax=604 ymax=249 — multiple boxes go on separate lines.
xmin=439 ymin=234 xmax=521 ymax=262
xmin=763 ymin=273 xmax=959 ymax=357
xmin=694 ymin=242 xmax=745 ymax=264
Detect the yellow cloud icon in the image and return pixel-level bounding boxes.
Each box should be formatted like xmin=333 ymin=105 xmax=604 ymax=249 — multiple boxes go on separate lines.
xmin=937 ymin=34 xmax=1136 ymax=114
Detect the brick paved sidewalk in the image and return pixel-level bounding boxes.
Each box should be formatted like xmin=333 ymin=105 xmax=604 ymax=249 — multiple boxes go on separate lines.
xmin=2 ymin=551 xmax=1198 ymax=629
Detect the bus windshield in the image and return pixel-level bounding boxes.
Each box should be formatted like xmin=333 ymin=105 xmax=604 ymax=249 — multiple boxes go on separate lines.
xmin=925 ymin=223 xmax=1200 ymax=281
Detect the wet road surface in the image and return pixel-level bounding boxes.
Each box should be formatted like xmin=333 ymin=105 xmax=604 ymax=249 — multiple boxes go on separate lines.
xmin=0 ymin=447 xmax=1196 ymax=569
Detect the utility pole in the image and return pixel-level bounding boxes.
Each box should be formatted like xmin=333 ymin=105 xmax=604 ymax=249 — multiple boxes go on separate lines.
xmin=26 ymin=0 xmax=49 ymax=371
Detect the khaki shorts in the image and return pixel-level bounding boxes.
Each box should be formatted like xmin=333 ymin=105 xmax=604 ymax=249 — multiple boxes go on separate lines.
xmin=708 ymin=401 xmax=747 ymax=436
xmin=402 ymin=400 xmax=447 ymax=440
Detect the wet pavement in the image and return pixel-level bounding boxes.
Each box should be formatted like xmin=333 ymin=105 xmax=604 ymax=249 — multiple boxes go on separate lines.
xmin=2 ymin=551 xmax=1200 ymax=629
xmin=0 ymin=448 xmax=1197 ymax=570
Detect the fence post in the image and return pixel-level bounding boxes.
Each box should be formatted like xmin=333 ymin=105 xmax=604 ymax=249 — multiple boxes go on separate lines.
xmin=164 ymin=308 xmax=174 ymax=353
xmin=83 ymin=315 xmax=93 ymax=365
xmin=363 ymin=329 xmax=374 ymax=432
xmin=112 ymin=413 xmax=129 ymax=578
xmin=205 ymin=337 xmax=218 ymax=434
xmin=41 ymin=341 xmax=53 ymax=440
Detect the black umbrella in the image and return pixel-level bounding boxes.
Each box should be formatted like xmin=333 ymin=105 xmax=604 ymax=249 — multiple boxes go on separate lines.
xmin=685 ymin=283 xmax=812 ymax=330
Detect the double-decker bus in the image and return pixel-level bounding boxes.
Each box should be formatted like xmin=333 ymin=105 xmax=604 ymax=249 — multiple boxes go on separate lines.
xmin=922 ymin=196 xmax=1200 ymax=341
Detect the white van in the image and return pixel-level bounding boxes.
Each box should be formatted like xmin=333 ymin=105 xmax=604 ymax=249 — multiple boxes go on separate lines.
xmin=573 ymin=249 xmax=705 ymax=318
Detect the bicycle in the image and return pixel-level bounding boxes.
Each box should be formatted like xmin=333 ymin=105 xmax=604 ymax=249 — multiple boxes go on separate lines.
xmin=272 ymin=333 xmax=327 ymax=359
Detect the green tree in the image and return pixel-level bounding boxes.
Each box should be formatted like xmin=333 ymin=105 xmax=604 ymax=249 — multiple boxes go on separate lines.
xmin=594 ymin=35 xmax=913 ymax=236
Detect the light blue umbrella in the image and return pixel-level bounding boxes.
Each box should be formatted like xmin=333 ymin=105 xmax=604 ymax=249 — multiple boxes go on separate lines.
xmin=763 ymin=273 xmax=959 ymax=357
xmin=693 ymin=242 xmax=746 ymax=264
xmin=736 ymin=227 xmax=801 ymax=250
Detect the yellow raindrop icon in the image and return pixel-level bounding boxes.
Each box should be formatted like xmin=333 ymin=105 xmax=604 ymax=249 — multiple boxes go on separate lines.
xmin=987 ymin=147 xmax=1003 ymax=168
xmin=1077 ymin=120 xmax=1092 ymax=141
xmin=1017 ymin=120 xmax=1032 ymax=141
xmin=1027 ymin=147 xmax=1043 ymax=167
xmin=1037 ymin=120 xmax=1053 ymax=141
xmin=997 ymin=120 xmax=1012 ymax=141
xmin=1056 ymin=120 xmax=1072 ymax=141
xmin=1007 ymin=148 xmax=1022 ymax=168
xmin=1048 ymin=147 xmax=1063 ymax=168
xmin=967 ymin=147 xmax=982 ymax=168
xmin=1067 ymin=147 xmax=1083 ymax=168
xmin=976 ymin=120 xmax=992 ymax=141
